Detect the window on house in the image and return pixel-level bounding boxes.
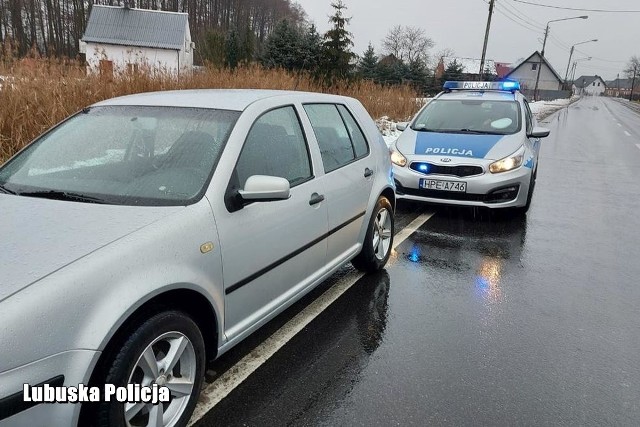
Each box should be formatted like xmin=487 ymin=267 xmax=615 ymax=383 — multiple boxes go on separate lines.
xmin=531 ymin=63 xmax=538 ymax=71
xmin=593 ymin=82 xmax=596 ymax=86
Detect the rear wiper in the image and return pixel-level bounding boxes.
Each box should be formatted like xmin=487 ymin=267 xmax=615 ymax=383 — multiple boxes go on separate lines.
xmin=0 ymin=184 xmax=17 ymax=195
xmin=18 ymin=190 xmax=108 ymax=204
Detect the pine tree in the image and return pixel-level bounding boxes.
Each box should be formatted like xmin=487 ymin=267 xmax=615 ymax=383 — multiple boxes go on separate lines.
xmin=260 ymin=20 xmax=303 ymax=71
xmin=322 ymin=0 xmax=356 ymax=84
xmin=407 ymin=58 xmax=430 ymax=94
xmin=358 ymin=43 xmax=379 ymax=80
xmin=225 ymin=30 xmax=239 ymax=69
xmin=301 ymin=24 xmax=323 ymax=72
xmin=441 ymin=59 xmax=464 ymax=85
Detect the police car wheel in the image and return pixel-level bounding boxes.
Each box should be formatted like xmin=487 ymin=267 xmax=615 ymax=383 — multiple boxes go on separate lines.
xmin=352 ymin=196 xmax=394 ymax=273
xmin=95 ymin=310 xmax=205 ymax=427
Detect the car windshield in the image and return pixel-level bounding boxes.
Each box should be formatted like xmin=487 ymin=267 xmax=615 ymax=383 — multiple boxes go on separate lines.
xmin=0 ymin=106 xmax=240 ymax=206
xmin=411 ymin=99 xmax=521 ymax=135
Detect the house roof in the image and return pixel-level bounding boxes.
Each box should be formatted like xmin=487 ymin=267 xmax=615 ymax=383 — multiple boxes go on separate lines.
xmin=442 ymin=57 xmax=496 ymax=75
xmin=605 ymin=78 xmax=635 ymax=89
xmin=82 ymin=5 xmax=188 ymax=50
xmin=574 ymin=75 xmax=606 ymax=88
xmin=505 ymin=51 xmax=563 ymax=82
xmin=495 ymin=62 xmax=513 ymax=79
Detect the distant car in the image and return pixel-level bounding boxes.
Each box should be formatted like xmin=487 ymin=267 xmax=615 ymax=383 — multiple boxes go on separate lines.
xmin=0 ymin=90 xmax=395 ymax=427
xmin=390 ymin=81 xmax=550 ymax=213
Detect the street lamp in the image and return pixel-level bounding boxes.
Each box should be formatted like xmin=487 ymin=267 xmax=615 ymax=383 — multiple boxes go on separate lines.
xmin=533 ymin=15 xmax=588 ymax=101
xmin=564 ymin=39 xmax=598 ymax=89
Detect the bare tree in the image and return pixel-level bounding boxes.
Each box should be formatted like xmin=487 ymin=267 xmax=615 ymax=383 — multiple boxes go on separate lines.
xmin=625 ymin=55 xmax=640 ymax=101
xmin=382 ymin=25 xmax=433 ymax=64
xmin=382 ymin=24 xmax=403 ymax=60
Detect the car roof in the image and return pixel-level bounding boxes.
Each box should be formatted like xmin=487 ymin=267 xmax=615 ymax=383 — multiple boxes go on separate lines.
xmin=435 ymin=90 xmax=521 ymax=102
xmin=92 ymin=89 xmax=353 ymax=111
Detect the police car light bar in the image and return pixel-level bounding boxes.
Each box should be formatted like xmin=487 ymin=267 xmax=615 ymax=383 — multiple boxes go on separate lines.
xmin=443 ymin=81 xmax=520 ymax=92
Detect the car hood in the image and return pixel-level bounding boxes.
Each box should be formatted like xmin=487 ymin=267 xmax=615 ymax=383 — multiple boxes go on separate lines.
xmin=395 ymin=128 xmax=523 ymax=161
xmin=0 ymin=194 xmax=183 ymax=302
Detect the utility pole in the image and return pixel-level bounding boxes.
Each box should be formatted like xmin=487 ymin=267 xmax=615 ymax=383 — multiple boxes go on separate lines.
xmin=479 ymin=0 xmax=495 ymax=80
xmin=630 ymin=66 xmax=638 ymax=102
xmin=563 ymin=45 xmax=575 ymax=90
xmin=533 ymin=24 xmax=550 ymax=101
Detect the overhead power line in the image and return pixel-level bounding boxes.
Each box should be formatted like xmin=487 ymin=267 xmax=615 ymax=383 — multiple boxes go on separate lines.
xmin=512 ymin=0 xmax=640 ymax=13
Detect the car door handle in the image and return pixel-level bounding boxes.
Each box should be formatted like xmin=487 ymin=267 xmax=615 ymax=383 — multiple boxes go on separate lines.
xmin=309 ymin=193 xmax=325 ymax=206
xmin=364 ymin=168 xmax=374 ymax=178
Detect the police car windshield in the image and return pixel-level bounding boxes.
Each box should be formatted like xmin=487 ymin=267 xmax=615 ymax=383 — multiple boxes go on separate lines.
xmin=412 ymin=99 xmax=521 ymax=135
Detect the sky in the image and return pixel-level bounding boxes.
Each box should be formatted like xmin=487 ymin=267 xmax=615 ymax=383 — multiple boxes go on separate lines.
xmin=294 ymin=0 xmax=639 ymax=80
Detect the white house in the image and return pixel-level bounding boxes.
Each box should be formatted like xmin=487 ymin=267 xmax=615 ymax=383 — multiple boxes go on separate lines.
xmin=504 ymin=51 xmax=563 ymax=91
xmin=573 ymin=75 xmax=606 ymax=96
xmin=80 ymin=5 xmax=194 ymax=76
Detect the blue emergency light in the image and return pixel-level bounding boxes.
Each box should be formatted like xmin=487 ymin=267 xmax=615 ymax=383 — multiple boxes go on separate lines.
xmin=443 ymin=80 xmax=520 ymax=92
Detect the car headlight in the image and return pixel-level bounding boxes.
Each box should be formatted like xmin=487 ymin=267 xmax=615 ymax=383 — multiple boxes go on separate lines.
xmin=390 ymin=147 xmax=407 ymax=167
xmin=489 ymin=146 xmax=525 ymax=174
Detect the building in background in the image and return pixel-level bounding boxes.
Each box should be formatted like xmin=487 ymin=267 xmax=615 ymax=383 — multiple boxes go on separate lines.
xmin=435 ymin=57 xmax=498 ymax=80
xmin=80 ymin=5 xmax=194 ymax=77
xmin=503 ymin=51 xmax=563 ymax=92
xmin=605 ymin=78 xmax=637 ymax=98
xmin=573 ymin=75 xmax=606 ymax=96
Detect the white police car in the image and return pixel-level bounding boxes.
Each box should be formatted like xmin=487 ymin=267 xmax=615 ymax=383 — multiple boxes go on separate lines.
xmin=390 ymin=81 xmax=550 ymax=213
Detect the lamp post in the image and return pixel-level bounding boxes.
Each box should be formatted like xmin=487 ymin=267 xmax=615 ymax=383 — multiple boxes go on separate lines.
xmin=563 ymin=39 xmax=598 ymax=89
xmin=533 ymin=15 xmax=588 ymax=101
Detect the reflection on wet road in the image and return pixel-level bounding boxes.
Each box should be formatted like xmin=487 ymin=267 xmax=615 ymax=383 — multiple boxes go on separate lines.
xmin=194 ymin=97 xmax=640 ymax=426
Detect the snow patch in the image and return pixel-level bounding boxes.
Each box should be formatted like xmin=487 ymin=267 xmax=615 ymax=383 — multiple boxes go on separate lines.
xmin=528 ymin=97 xmax=576 ymax=120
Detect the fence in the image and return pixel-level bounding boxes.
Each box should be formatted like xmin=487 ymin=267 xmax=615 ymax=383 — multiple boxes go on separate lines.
xmin=520 ymin=89 xmax=572 ymax=101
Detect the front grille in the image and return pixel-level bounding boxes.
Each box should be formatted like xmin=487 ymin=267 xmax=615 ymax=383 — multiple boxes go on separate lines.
xmin=409 ymin=162 xmax=483 ymax=177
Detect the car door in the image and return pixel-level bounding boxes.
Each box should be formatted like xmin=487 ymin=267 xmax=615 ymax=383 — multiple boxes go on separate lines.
xmin=215 ymin=105 xmax=328 ymax=339
xmin=302 ymin=103 xmax=374 ymax=264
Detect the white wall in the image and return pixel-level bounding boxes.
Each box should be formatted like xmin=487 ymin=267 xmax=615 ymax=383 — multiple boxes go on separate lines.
xmin=582 ymin=78 xmax=606 ymax=96
xmin=85 ymin=43 xmax=191 ymax=76
xmin=507 ymin=56 xmax=562 ymax=91
xmin=178 ymin=22 xmax=194 ymax=72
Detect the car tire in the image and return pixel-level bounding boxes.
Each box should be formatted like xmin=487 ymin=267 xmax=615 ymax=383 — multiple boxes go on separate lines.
xmin=95 ymin=311 xmax=205 ymax=427
xmin=352 ymin=196 xmax=394 ymax=273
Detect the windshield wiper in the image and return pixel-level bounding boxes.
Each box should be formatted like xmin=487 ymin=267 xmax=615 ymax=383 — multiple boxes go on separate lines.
xmin=412 ymin=126 xmax=436 ymax=132
xmin=431 ymin=129 xmax=503 ymax=135
xmin=17 ymin=190 xmax=108 ymax=204
xmin=0 ymin=184 xmax=17 ymax=195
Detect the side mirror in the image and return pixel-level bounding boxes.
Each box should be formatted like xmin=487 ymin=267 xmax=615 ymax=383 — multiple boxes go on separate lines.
xmin=238 ymin=175 xmax=290 ymax=201
xmin=396 ymin=122 xmax=408 ymax=131
xmin=528 ymin=126 xmax=550 ymax=139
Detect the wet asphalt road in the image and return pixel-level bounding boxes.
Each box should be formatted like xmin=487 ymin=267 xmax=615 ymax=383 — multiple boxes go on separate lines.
xmin=194 ymin=97 xmax=640 ymax=426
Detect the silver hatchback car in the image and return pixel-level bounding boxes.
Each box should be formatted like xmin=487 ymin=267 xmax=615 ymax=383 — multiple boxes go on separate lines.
xmin=0 ymin=90 xmax=395 ymax=427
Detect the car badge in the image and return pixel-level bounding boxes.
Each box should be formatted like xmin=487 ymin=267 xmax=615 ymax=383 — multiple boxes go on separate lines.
xmin=441 ymin=158 xmax=452 ymax=163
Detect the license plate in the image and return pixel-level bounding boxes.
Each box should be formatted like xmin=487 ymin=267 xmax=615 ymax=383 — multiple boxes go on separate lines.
xmin=419 ymin=179 xmax=467 ymax=192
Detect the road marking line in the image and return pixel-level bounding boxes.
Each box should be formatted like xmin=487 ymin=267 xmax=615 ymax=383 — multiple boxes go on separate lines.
xmin=188 ymin=211 xmax=435 ymax=425
xmin=617 ymin=123 xmax=622 ymax=127
xmin=636 ymin=144 xmax=640 ymax=150
xmin=625 ymin=131 xmax=632 ymax=137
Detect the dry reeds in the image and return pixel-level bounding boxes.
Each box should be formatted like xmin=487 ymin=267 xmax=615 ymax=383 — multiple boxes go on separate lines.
xmin=0 ymin=60 xmax=420 ymax=163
